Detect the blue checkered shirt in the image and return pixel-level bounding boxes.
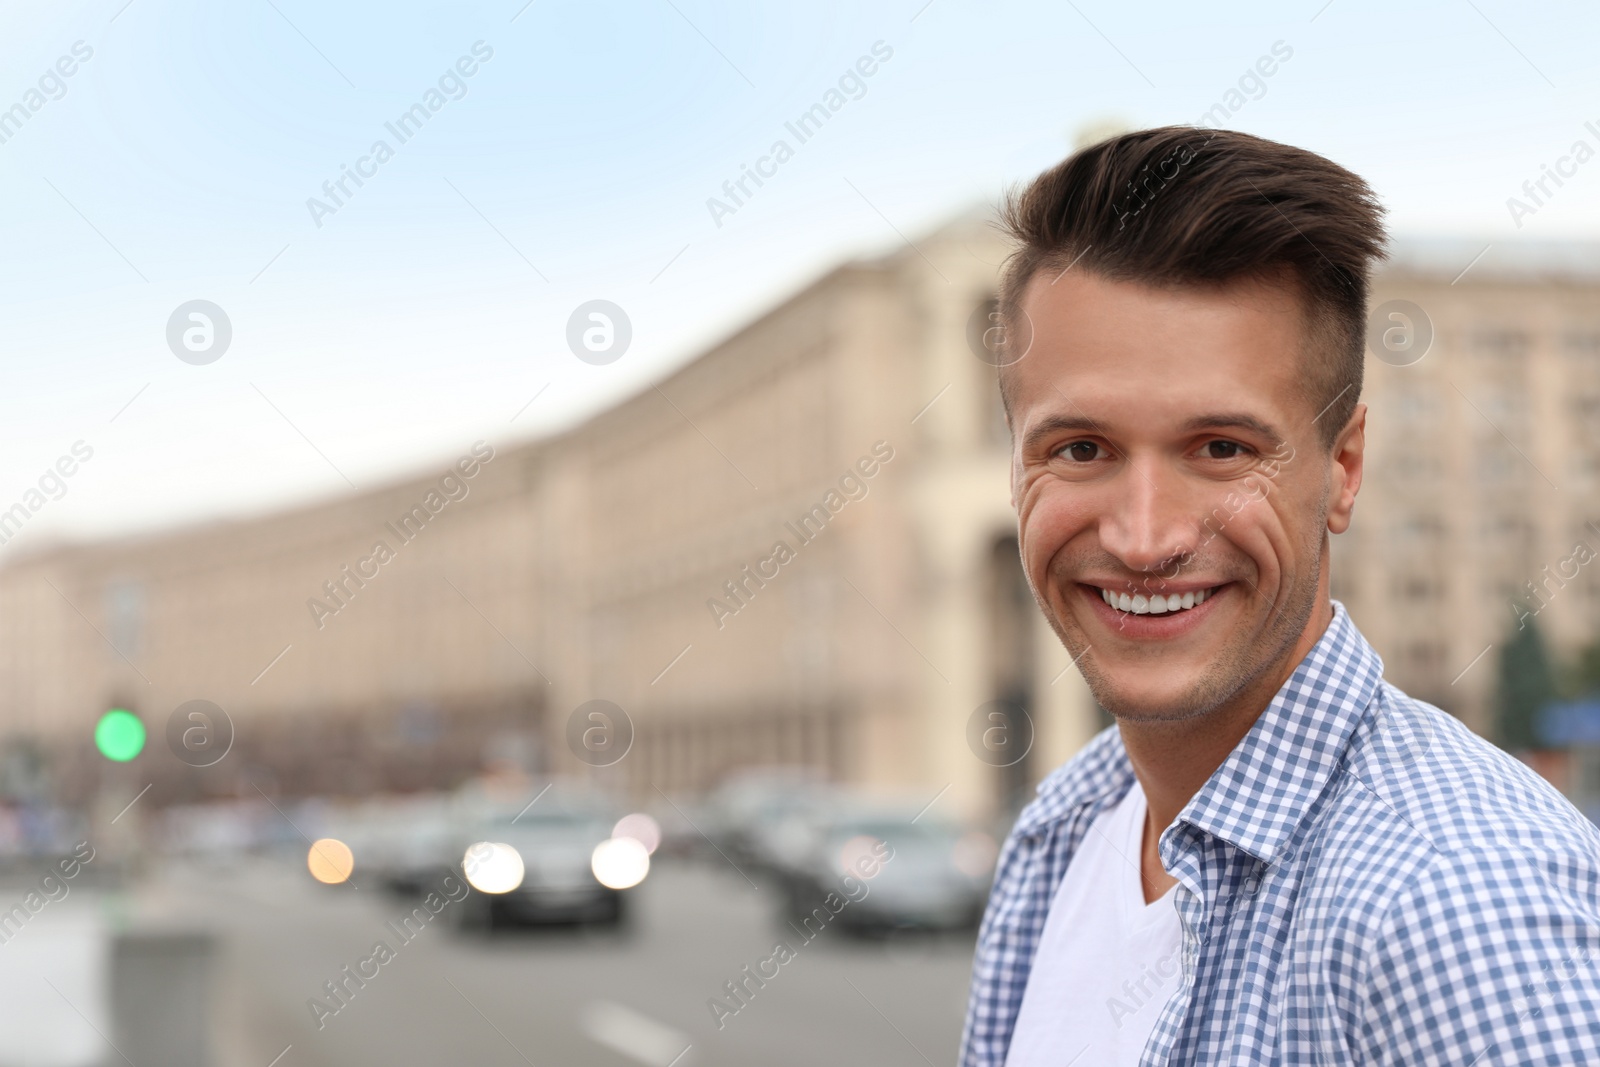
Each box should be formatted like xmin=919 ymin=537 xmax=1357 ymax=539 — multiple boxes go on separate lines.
xmin=961 ymin=601 xmax=1600 ymax=1065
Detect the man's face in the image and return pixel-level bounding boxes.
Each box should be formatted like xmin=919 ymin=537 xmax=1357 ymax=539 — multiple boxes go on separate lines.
xmin=1008 ymin=269 xmax=1361 ymax=723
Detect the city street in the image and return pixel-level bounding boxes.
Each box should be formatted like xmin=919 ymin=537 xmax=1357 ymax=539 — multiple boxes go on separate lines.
xmin=159 ymin=855 xmax=978 ymax=1067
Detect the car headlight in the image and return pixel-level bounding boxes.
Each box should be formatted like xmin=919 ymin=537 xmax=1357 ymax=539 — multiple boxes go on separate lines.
xmin=463 ymin=841 xmax=525 ymax=893
xmin=591 ymin=837 xmax=650 ymax=889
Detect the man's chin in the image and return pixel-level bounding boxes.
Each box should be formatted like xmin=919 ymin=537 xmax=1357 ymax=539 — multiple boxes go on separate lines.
xmin=1098 ymin=691 xmax=1217 ymax=726
xmin=1077 ymin=657 xmax=1241 ymax=727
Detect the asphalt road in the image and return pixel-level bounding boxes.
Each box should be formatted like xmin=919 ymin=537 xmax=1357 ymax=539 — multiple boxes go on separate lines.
xmin=148 ymin=853 xmax=979 ymax=1067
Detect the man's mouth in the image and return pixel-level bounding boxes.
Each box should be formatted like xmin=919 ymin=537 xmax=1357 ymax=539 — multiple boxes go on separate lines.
xmin=1091 ymin=584 xmax=1224 ymax=616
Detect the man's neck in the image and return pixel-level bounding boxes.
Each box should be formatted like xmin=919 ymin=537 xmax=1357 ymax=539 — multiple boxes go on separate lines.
xmin=1122 ymin=598 xmax=1336 ymax=838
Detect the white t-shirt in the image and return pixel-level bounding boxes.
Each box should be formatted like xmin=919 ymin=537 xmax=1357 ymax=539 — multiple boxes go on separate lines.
xmin=1003 ymin=779 xmax=1185 ymax=1067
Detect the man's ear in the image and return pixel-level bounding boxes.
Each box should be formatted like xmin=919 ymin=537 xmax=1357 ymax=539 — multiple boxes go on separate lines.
xmin=1326 ymin=403 xmax=1365 ymax=535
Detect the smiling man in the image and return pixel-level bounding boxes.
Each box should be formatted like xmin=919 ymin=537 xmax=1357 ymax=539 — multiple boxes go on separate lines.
xmin=961 ymin=127 xmax=1600 ymax=1065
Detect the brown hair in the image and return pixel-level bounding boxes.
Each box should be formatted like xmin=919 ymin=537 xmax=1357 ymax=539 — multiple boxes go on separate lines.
xmin=996 ymin=126 xmax=1388 ymax=448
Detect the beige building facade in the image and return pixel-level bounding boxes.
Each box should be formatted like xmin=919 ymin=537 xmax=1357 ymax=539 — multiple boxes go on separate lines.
xmin=1336 ymin=239 xmax=1600 ymax=732
xmin=2 ymin=220 xmax=1596 ymax=818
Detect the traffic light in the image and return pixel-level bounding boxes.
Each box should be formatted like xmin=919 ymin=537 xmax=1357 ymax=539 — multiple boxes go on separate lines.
xmin=95 ymin=708 xmax=146 ymax=762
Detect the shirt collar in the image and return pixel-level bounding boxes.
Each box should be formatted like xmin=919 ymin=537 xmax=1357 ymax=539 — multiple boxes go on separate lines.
xmin=1013 ymin=601 xmax=1385 ymax=866
xmin=1011 ymin=722 xmax=1133 ymax=838
xmin=1171 ymin=600 xmax=1385 ymax=864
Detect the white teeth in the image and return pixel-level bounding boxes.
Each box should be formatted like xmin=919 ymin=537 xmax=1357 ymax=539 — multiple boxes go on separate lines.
xmin=1099 ymin=586 xmax=1216 ymax=615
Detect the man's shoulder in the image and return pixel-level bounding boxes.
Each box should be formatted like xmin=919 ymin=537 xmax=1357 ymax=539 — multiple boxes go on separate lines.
xmin=1343 ymin=680 xmax=1600 ymax=860
xmin=1327 ymin=688 xmax=1600 ymax=1062
xmin=1303 ymin=679 xmax=1600 ymax=950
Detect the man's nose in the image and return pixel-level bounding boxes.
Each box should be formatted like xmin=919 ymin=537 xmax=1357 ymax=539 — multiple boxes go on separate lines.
xmin=1097 ymin=460 xmax=1201 ymax=574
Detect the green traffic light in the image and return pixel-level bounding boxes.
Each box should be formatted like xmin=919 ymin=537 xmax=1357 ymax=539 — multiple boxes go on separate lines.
xmin=95 ymin=709 xmax=146 ymax=761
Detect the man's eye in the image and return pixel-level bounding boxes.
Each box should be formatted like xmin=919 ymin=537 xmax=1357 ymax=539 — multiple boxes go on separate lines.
xmin=1061 ymin=441 xmax=1102 ymax=462
xmin=1203 ymin=440 xmax=1246 ymax=459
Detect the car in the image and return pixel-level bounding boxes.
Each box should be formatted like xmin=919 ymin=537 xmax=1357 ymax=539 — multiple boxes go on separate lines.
xmin=353 ymin=793 xmax=459 ymax=895
xmin=450 ymin=783 xmax=636 ymax=931
xmin=774 ymin=799 xmax=997 ymax=934
xmin=702 ymin=767 xmax=835 ymax=874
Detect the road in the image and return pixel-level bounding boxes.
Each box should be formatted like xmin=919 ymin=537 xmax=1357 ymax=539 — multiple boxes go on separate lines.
xmin=144 ymin=853 xmax=978 ymax=1067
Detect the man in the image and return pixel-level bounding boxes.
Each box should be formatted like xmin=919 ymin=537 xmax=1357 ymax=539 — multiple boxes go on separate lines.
xmin=960 ymin=126 xmax=1600 ymax=1065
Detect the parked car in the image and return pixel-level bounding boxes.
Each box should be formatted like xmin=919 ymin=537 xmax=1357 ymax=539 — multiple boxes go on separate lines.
xmin=702 ymin=767 xmax=835 ymax=874
xmin=774 ymin=799 xmax=997 ymax=933
xmin=353 ymin=792 xmax=460 ymax=895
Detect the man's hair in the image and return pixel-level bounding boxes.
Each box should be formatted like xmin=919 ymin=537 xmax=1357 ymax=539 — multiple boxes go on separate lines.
xmin=996 ymin=126 xmax=1388 ymax=449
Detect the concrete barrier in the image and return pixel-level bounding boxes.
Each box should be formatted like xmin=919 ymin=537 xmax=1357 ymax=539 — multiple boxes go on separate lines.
xmin=110 ymin=930 xmax=215 ymax=1067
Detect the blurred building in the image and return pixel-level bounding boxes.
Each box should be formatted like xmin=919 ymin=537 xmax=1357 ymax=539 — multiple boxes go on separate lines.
xmin=1 ymin=220 xmax=1597 ymax=818
xmin=1335 ymin=239 xmax=1600 ymax=732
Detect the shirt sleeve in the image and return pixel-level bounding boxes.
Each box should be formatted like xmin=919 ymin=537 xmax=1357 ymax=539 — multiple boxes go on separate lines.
xmin=961 ymin=820 xmax=1077 ymax=1067
xmin=1354 ymin=845 xmax=1600 ymax=1066
xmin=960 ymin=828 xmax=1036 ymax=1067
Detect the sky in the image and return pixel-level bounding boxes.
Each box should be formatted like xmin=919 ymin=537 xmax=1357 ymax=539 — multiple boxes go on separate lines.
xmin=2 ymin=0 xmax=1598 ymax=552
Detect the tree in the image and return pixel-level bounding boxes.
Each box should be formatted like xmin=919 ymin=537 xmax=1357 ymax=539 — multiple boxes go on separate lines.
xmin=1495 ymin=617 xmax=1560 ymax=752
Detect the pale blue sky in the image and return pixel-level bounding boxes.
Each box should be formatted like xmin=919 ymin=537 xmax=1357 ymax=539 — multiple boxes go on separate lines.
xmin=2 ymin=0 xmax=1597 ymax=549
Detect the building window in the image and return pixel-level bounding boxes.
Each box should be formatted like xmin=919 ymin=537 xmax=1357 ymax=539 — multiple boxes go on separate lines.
xmin=1569 ymin=393 xmax=1600 ymax=423
xmin=1406 ymin=642 xmax=1446 ymax=673
xmin=1477 ymin=514 xmax=1535 ymax=552
xmin=1476 ymin=385 xmax=1530 ymax=431
xmin=1564 ymin=331 xmax=1600 ymax=358
xmin=1394 ymin=576 xmax=1442 ymax=601
xmin=1390 ymin=451 xmax=1441 ymax=480
xmin=1475 ymin=448 xmax=1519 ymax=484
xmin=1392 ymin=383 xmax=1439 ymax=421
xmin=1471 ymin=328 xmax=1531 ymax=360
xmin=1396 ymin=514 xmax=1445 ymax=547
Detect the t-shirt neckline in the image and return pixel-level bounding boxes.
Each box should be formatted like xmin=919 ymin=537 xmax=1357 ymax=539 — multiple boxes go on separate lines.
xmin=1118 ymin=779 xmax=1178 ymax=927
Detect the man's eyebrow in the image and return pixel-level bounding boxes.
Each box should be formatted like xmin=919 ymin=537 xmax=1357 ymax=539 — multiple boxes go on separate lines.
xmin=1020 ymin=414 xmax=1104 ymax=454
xmin=1177 ymin=413 xmax=1286 ymax=446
